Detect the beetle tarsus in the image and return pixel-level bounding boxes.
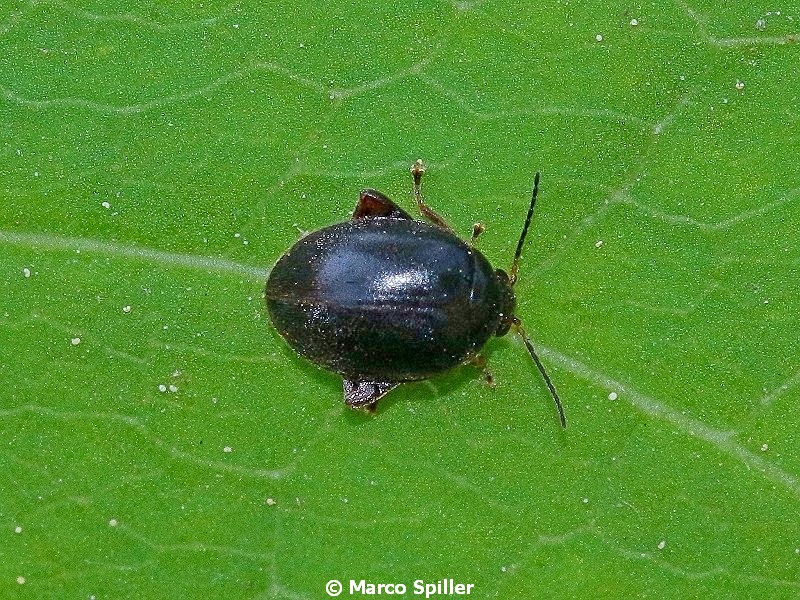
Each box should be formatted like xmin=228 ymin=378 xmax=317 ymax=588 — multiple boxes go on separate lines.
xmin=411 ymin=158 xmax=425 ymax=185
xmin=471 ymin=223 xmax=485 ymax=246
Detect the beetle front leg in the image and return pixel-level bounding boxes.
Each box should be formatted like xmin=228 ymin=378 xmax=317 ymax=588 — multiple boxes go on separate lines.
xmin=411 ymin=159 xmax=455 ymax=233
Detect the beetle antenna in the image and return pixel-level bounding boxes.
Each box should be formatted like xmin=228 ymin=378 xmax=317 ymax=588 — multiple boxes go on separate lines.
xmin=508 ymin=172 xmax=540 ymax=286
xmin=513 ymin=318 xmax=566 ymax=428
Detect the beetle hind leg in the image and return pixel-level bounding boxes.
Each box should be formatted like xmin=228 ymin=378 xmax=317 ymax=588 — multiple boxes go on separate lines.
xmin=343 ymin=379 xmax=399 ymax=411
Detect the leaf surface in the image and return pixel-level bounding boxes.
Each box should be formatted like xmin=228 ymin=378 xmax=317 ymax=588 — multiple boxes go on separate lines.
xmin=2 ymin=1 xmax=799 ymax=597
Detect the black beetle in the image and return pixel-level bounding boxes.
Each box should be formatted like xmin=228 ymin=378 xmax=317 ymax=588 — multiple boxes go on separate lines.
xmin=265 ymin=160 xmax=565 ymax=427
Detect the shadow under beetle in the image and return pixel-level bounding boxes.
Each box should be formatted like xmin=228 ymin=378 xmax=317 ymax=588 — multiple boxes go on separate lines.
xmin=264 ymin=160 xmax=566 ymax=427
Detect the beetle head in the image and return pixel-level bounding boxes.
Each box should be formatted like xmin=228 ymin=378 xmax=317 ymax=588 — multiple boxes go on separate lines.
xmin=494 ymin=268 xmax=516 ymax=337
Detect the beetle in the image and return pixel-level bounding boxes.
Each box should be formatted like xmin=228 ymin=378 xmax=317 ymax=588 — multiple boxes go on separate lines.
xmin=264 ymin=160 xmax=566 ymax=427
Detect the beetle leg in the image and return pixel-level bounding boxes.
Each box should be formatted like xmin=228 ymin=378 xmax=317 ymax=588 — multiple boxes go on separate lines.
xmin=470 ymin=353 xmax=495 ymax=387
xmin=411 ymin=159 xmax=455 ymax=233
xmin=343 ymin=379 xmax=399 ymax=410
xmin=354 ymin=189 xmax=414 ymax=220
xmin=470 ymin=223 xmax=485 ymax=246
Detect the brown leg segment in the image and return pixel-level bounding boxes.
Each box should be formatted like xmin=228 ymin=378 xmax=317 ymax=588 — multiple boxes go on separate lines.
xmin=470 ymin=353 xmax=495 ymax=387
xmin=411 ymin=159 xmax=455 ymax=233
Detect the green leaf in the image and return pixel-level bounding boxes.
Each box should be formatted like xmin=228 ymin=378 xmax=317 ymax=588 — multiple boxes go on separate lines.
xmin=2 ymin=1 xmax=799 ymax=597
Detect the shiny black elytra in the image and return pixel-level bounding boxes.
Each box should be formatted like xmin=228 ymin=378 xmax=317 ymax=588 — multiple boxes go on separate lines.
xmin=264 ymin=160 xmax=565 ymax=427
